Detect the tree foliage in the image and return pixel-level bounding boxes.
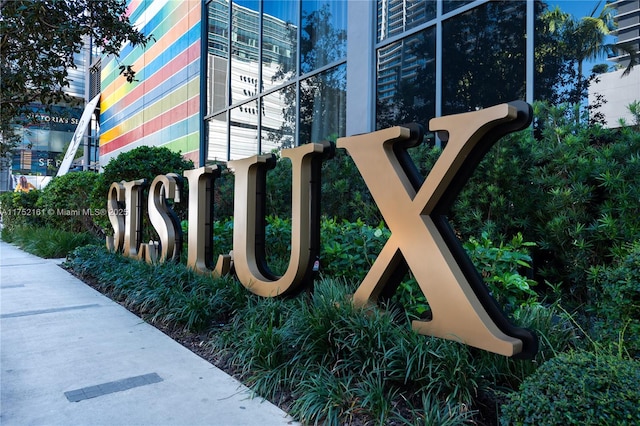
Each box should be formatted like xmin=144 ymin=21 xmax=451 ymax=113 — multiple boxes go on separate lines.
xmin=538 ymin=3 xmax=615 ymax=107
xmin=0 ymin=0 xmax=152 ymax=155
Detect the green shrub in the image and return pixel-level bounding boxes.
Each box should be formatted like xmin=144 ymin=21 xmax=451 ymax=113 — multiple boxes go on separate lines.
xmin=36 ymin=171 xmax=102 ymax=234
xmin=5 ymin=226 xmax=100 ymax=258
xmin=501 ymin=350 xmax=640 ymax=425
xmin=210 ymin=215 xmax=392 ymax=283
xmin=0 ymin=189 xmax=42 ymax=233
xmin=229 ymin=215 xmax=541 ymax=322
xmin=99 ymin=145 xmax=195 ymax=191
xmin=65 ymin=244 xmax=246 ymax=331
xmin=589 ymin=240 xmax=640 ymax=357
xmin=391 ymin=232 xmax=540 ymax=320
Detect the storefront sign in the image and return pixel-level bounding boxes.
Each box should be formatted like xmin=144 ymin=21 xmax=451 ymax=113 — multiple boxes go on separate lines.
xmin=106 ymin=101 xmax=538 ymax=358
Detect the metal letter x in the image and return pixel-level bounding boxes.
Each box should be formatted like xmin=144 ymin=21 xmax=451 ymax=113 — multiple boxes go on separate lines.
xmin=337 ymin=101 xmax=537 ymax=357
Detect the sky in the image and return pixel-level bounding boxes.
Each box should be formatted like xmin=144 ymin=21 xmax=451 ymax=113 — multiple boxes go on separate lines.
xmin=550 ymin=0 xmax=604 ymax=18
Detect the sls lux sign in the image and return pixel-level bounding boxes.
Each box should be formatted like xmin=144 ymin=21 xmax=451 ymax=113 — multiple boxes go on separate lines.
xmin=106 ymin=101 xmax=538 ymax=358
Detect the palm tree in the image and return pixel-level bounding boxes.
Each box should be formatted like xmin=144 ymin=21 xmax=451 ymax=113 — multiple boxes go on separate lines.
xmin=543 ymin=2 xmax=638 ymax=101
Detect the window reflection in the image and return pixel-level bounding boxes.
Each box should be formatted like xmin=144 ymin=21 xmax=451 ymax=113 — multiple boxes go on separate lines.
xmin=231 ymin=0 xmax=260 ymax=104
xmin=376 ymin=26 xmax=436 ymax=129
xmin=262 ymin=86 xmax=296 ymax=151
xmin=300 ymin=64 xmax=346 ymax=144
xmin=443 ymin=0 xmax=475 ymax=14
xmin=262 ymin=1 xmax=298 ymax=90
xmin=442 ymin=1 xmax=526 ymax=115
xmin=207 ymin=113 xmax=228 ymax=162
xmin=207 ymin=0 xmax=229 ymax=115
xmin=377 ymin=0 xmax=436 ymax=42
xmin=230 ymin=101 xmax=259 ymax=159
xmin=206 ymin=0 xmax=348 ymax=160
xmin=301 ymin=0 xmax=347 ymax=74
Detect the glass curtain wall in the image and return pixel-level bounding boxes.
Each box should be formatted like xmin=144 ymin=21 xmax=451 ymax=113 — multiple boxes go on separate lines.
xmin=205 ymin=0 xmax=347 ymax=162
xmin=375 ymin=0 xmax=530 ymax=130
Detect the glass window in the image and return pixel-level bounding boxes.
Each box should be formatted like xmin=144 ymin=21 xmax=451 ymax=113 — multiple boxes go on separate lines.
xmin=208 ymin=55 xmax=229 ymax=115
xmin=205 ymin=0 xmax=348 ymax=161
xmin=376 ymin=26 xmax=436 ymax=129
xmin=442 ymin=1 xmax=526 ymax=115
xmin=377 ymin=0 xmax=436 ymax=42
xmin=230 ymin=101 xmax=259 ymax=159
xmin=231 ymin=0 xmax=260 ymax=104
xmin=301 ymin=0 xmax=347 ymax=74
xmin=261 ymin=85 xmax=296 ymax=152
xmin=299 ymin=64 xmax=346 ymax=144
xmin=443 ymin=0 xmax=475 ymax=14
xmin=207 ymin=0 xmax=230 ymax=115
xmin=207 ymin=113 xmax=229 ymax=162
xmin=262 ymin=2 xmax=298 ymax=91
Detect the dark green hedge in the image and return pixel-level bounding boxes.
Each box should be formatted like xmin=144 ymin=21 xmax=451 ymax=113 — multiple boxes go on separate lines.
xmin=501 ymin=350 xmax=640 ymax=425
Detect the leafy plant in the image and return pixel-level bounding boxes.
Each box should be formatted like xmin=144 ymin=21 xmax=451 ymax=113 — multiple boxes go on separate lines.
xmin=465 ymin=232 xmax=538 ymax=314
xmin=390 ymin=393 xmax=475 ymax=426
xmin=476 ymin=303 xmax=579 ymax=394
xmin=318 ymin=218 xmax=390 ymax=283
xmin=289 ymin=366 xmax=357 ymax=426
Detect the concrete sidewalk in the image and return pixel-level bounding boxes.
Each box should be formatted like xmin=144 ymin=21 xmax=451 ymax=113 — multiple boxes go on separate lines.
xmin=0 ymin=241 xmax=297 ymax=426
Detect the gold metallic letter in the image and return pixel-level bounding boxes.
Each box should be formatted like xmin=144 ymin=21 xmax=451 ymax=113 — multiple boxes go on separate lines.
xmin=148 ymin=173 xmax=183 ymax=262
xmin=338 ymin=101 xmax=537 ymax=357
xmin=106 ymin=182 xmax=125 ymax=252
xmin=121 ymin=179 xmax=146 ymax=258
xmin=184 ymin=167 xmax=231 ymax=277
xmin=229 ymin=142 xmax=332 ymax=297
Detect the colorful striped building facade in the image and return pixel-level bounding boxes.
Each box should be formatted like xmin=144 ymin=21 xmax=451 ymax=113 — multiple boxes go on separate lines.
xmin=99 ymin=0 xmax=202 ymax=166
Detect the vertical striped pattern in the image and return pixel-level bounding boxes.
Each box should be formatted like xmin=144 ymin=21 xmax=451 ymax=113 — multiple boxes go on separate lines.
xmin=99 ymin=0 xmax=202 ymax=165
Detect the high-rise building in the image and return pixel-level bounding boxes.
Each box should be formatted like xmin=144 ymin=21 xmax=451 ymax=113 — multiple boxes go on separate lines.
xmin=588 ymin=0 xmax=640 ymax=127
xmin=608 ymin=0 xmax=640 ymax=67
